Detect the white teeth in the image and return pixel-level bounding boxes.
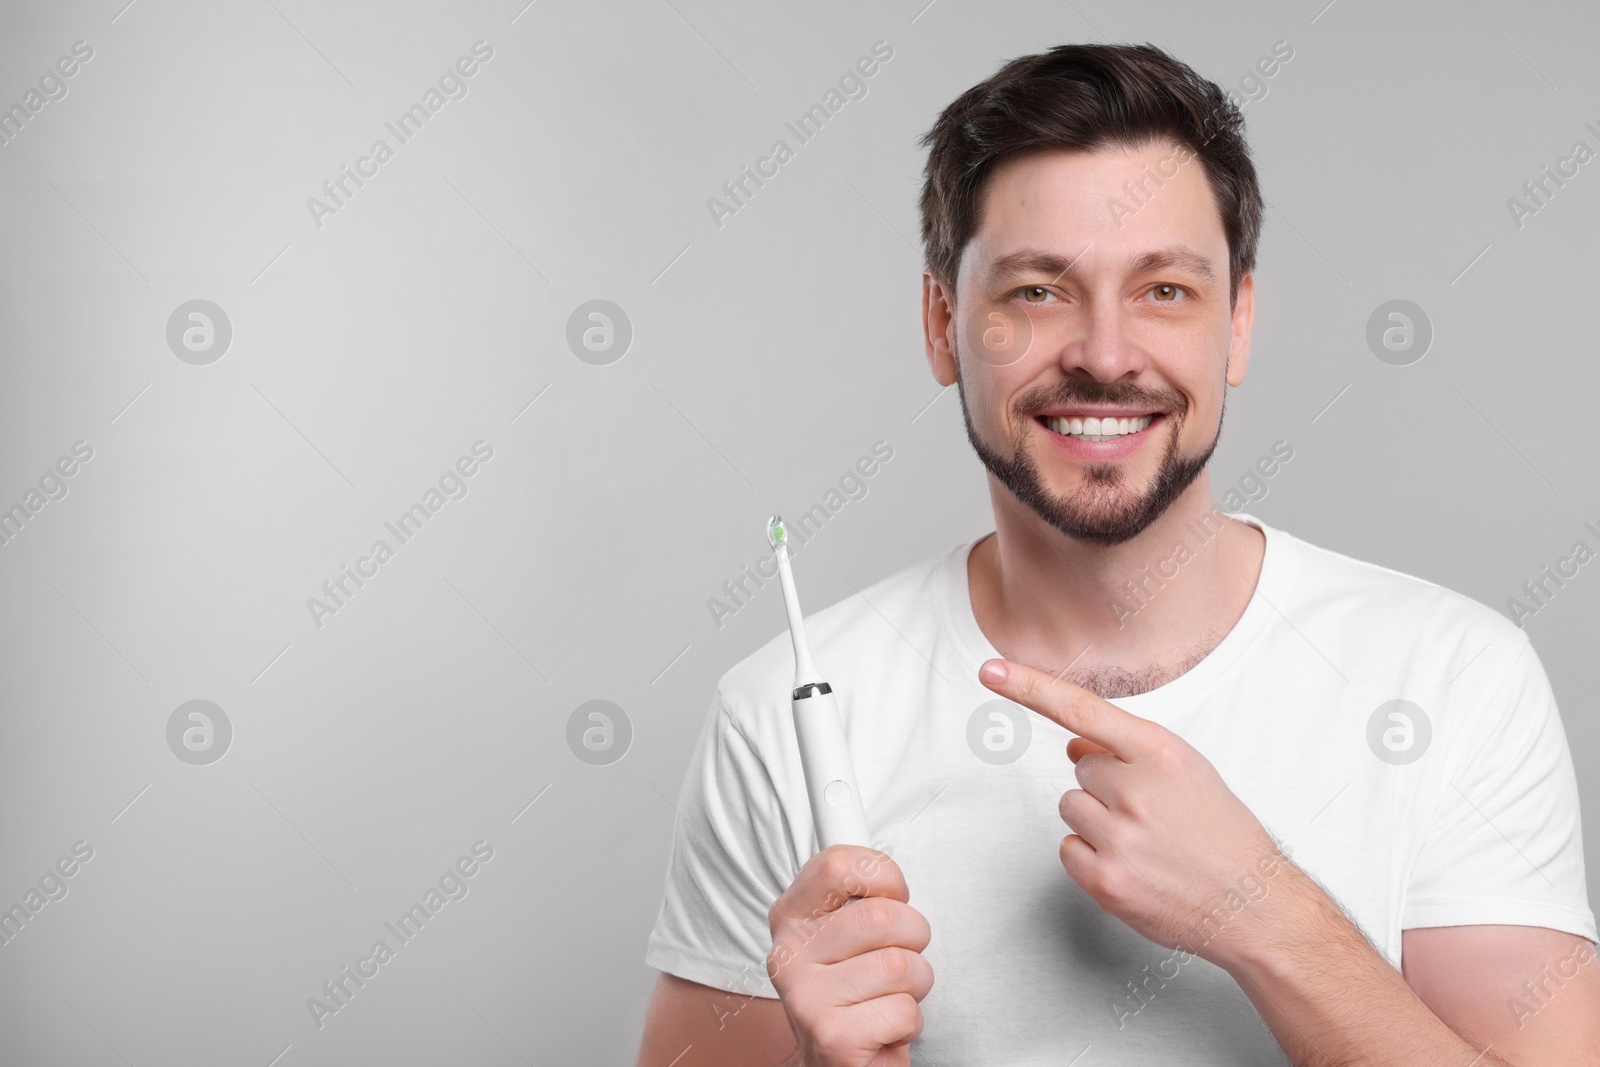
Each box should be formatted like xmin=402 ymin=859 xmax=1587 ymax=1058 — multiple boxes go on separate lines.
xmin=1043 ymin=414 xmax=1153 ymax=441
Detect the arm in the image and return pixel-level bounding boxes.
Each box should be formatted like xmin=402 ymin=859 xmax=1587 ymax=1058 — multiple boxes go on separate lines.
xmin=636 ymin=972 xmax=797 ymax=1067
xmin=1222 ymin=867 xmax=1600 ymax=1065
xmin=1403 ymin=924 xmax=1600 ymax=1064
xmin=639 ymin=689 xmax=805 ymax=1067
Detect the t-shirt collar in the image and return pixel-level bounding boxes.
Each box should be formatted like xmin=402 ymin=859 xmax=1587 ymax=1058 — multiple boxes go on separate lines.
xmin=937 ymin=511 xmax=1289 ymax=716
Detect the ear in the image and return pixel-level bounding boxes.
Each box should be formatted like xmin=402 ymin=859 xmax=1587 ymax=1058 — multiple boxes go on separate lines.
xmin=922 ymin=270 xmax=959 ymax=387
xmin=1226 ymin=271 xmax=1254 ymax=388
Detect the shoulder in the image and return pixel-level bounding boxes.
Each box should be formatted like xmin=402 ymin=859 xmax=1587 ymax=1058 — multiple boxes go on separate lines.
xmin=1271 ymin=520 xmax=1534 ymax=688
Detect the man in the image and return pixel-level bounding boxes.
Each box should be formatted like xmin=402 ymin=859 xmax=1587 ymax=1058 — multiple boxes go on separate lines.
xmin=636 ymin=42 xmax=1600 ymax=1065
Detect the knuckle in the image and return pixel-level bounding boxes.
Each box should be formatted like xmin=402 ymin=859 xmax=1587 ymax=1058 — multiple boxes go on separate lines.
xmin=915 ymin=955 xmax=937 ymax=998
xmin=822 ymin=846 xmax=856 ymax=884
xmin=877 ymin=946 xmax=913 ymax=983
xmin=880 ymin=856 xmax=907 ymax=897
xmin=1095 ymin=865 xmax=1133 ymax=909
xmin=856 ymin=897 xmax=894 ymax=934
xmin=1058 ymin=788 xmax=1082 ymax=823
xmin=1149 ymin=740 xmax=1187 ymax=777
xmin=887 ymin=993 xmax=924 ymax=1038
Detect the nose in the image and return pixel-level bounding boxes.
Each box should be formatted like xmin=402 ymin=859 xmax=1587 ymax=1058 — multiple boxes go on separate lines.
xmin=1056 ymin=292 xmax=1148 ymax=384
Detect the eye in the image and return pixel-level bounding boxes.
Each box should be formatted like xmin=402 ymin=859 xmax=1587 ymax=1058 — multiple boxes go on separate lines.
xmin=1016 ymin=286 xmax=1057 ymax=304
xmin=1149 ymin=284 xmax=1189 ymax=302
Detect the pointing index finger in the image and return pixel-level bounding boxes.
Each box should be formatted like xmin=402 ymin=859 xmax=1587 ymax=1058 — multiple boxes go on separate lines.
xmin=978 ymin=658 xmax=1153 ymax=759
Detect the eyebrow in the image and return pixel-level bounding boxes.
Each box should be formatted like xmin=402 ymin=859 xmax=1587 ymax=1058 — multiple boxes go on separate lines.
xmin=982 ymin=244 xmax=1219 ymax=288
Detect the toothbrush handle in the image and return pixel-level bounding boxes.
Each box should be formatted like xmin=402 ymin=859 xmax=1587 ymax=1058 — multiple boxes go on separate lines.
xmin=790 ymin=688 xmax=871 ymax=849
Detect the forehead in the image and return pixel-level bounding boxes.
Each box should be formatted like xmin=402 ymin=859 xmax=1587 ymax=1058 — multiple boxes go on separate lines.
xmin=962 ymin=142 xmax=1228 ymax=282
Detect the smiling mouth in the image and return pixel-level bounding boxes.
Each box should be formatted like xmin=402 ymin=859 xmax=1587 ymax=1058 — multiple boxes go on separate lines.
xmin=1036 ymin=413 xmax=1158 ymax=442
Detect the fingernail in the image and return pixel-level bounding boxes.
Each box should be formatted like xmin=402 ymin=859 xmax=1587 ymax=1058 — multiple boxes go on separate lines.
xmin=980 ymin=660 xmax=1007 ymax=684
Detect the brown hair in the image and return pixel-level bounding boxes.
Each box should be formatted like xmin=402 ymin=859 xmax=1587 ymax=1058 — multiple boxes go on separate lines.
xmin=917 ymin=42 xmax=1262 ymax=307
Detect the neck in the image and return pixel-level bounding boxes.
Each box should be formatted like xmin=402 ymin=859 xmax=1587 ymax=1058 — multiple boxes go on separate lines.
xmin=969 ymin=471 xmax=1265 ymax=696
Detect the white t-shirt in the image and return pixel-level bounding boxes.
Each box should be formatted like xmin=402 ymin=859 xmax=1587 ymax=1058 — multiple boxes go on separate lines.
xmin=645 ymin=512 xmax=1597 ymax=1064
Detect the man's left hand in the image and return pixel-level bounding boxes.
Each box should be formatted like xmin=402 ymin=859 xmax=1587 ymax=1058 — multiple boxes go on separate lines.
xmin=978 ymin=656 xmax=1307 ymax=971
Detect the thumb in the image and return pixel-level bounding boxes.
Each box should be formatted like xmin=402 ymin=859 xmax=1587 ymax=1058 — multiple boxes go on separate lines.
xmin=1067 ymin=737 xmax=1113 ymax=764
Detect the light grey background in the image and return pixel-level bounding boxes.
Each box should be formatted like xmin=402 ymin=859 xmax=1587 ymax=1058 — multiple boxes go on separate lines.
xmin=1 ymin=0 xmax=1596 ymax=1063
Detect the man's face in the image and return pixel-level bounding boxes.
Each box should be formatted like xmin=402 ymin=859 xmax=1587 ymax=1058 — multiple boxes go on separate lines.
xmin=925 ymin=140 xmax=1253 ymax=546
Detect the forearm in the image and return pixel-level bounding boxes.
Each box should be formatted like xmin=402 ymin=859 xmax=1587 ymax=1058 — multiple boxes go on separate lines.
xmin=1226 ymin=866 xmax=1511 ymax=1066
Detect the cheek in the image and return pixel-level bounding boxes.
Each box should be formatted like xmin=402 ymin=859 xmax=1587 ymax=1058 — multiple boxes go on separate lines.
xmin=960 ymin=299 xmax=1037 ymax=370
xmin=960 ymin=363 xmax=1030 ymax=438
xmin=955 ymin=316 xmax=1016 ymax=400
xmin=959 ymin=367 xmax=1003 ymax=420
xmin=1142 ymin=361 xmax=1218 ymax=446
xmin=1174 ymin=382 xmax=1225 ymax=444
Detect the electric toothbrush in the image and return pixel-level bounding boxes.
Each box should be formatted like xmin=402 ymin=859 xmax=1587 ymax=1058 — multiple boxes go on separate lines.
xmin=766 ymin=516 xmax=872 ymax=850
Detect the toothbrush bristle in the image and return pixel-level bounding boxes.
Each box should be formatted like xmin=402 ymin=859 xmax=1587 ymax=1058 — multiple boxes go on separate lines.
xmin=767 ymin=514 xmax=786 ymax=548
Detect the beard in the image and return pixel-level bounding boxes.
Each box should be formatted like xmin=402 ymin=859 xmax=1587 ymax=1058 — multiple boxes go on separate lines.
xmin=955 ymin=354 xmax=1224 ymax=547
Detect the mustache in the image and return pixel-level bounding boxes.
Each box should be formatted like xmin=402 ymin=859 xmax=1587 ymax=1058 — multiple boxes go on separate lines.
xmin=1015 ymin=381 xmax=1188 ymax=418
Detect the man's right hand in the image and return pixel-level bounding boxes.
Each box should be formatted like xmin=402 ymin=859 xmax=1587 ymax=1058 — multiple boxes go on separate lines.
xmin=766 ymin=845 xmax=934 ymax=1067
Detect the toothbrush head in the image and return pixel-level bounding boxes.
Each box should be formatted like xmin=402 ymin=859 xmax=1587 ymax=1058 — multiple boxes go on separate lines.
xmin=766 ymin=514 xmax=788 ymax=552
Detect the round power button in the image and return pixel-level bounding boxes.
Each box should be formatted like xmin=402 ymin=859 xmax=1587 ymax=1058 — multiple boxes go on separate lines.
xmin=824 ymin=780 xmax=852 ymax=808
